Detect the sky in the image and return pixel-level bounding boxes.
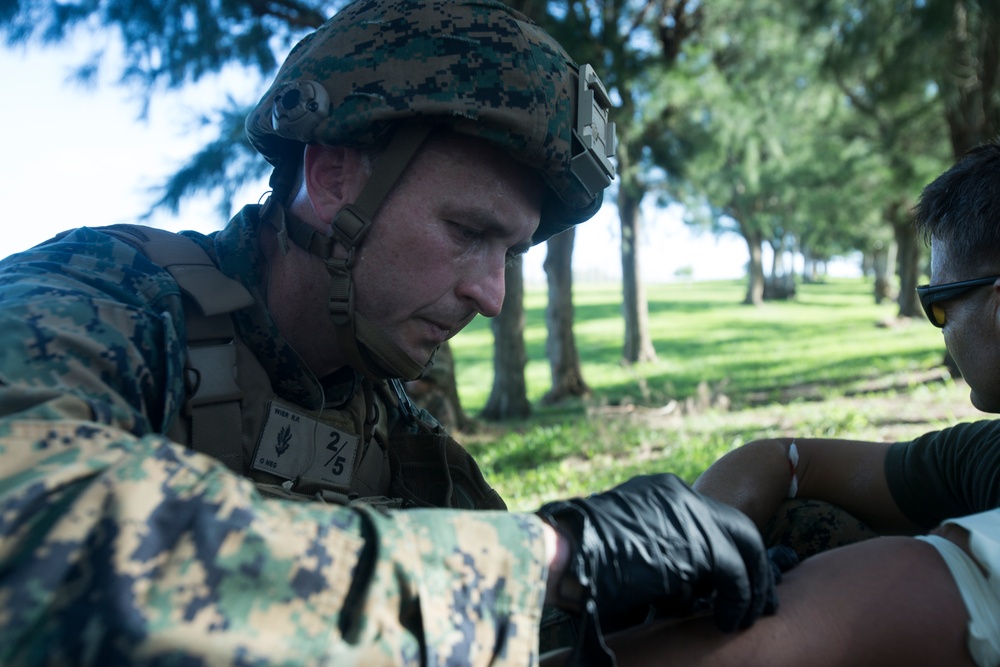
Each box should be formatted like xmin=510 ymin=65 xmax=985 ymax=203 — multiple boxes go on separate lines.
xmin=1 ymin=39 xmax=830 ymax=285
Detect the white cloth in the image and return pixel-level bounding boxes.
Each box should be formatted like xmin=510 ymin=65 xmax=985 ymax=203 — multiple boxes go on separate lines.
xmin=917 ymin=508 xmax=1000 ymax=667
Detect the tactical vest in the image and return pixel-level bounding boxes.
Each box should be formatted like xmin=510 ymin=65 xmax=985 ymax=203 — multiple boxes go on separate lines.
xmin=100 ymin=224 xmax=505 ymax=511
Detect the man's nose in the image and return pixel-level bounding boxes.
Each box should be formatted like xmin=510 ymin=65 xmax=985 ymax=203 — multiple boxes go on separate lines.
xmin=459 ymin=253 xmax=507 ymax=318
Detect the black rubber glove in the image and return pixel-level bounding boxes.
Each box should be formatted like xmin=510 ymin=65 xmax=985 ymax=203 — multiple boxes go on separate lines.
xmin=768 ymin=544 xmax=800 ymax=584
xmin=538 ymin=473 xmax=777 ymax=638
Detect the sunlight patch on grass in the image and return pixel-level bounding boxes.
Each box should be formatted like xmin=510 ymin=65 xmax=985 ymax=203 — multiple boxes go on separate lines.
xmin=448 ymin=278 xmax=970 ymax=510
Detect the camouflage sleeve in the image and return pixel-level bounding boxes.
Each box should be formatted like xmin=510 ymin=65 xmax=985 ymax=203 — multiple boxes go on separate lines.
xmin=0 ymin=228 xmax=188 ymax=435
xmin=0 ymin=397 xmax=546 ymax=665
xmin=0 ymin=397 xmax=549 ymax=666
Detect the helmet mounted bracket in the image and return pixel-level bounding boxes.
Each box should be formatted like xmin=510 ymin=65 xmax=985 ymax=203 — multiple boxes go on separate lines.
xmin=570 ymin=64 xmax=617 ymax=197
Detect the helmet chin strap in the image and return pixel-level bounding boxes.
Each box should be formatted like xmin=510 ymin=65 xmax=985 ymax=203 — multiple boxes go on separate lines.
xmin=264 ymin=124 xmax=435 ymax=381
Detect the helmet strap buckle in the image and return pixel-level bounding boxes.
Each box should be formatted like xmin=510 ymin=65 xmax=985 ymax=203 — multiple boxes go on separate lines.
xmin=331 ymin=204 xmax=371 ymax=250
xmin=325 ymin=253 xmax=355 ymax=326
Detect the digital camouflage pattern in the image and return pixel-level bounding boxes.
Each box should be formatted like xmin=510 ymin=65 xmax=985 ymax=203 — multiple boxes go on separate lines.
xmin=0 ymin=212 xmax=549 ymax=665
xmin=246 ymin=0 xmax=607 ymax=242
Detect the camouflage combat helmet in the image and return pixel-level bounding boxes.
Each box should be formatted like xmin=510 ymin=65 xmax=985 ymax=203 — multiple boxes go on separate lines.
xmin=246 ymin=0 xmax=617 ymax=381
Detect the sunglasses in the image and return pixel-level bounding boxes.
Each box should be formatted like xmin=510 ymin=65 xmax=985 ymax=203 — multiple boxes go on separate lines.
xmin=916 ymin=275 xmax=1000 ymax=327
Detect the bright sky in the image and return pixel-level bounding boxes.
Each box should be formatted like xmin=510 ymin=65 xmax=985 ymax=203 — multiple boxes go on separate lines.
xmin=0 ymin=39 xmax=775 ymax=284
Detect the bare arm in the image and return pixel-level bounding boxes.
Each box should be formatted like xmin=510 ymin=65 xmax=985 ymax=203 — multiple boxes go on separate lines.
xmin=545 ymin=534 xmax=974 ymax=667
xmin=614 ymin=535 xmax=972 ymax=666
xmin=541 ymin=520 xmax=582 ymax=609
xmin=693 ymin=437 xmax=922 ymax=534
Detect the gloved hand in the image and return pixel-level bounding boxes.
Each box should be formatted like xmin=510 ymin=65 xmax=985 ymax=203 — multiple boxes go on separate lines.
xmin=538 ymin=473 xmax=777 ymax=636
xmin=768 ymin=544 xmax=800 ymax=584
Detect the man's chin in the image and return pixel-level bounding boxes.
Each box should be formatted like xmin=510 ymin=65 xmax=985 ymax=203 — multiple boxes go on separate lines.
xmin=419 ymin=344 xmax=441 ymax=367
xmin=969 ymin=389 xmax=1000 ymax=414
xmin=399 ymin=342 xmax=439 ymax=369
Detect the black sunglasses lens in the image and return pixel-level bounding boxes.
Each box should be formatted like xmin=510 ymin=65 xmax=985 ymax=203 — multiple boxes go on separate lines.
xmin=917 ymin=276 xmax=1000 ymax=328
xmin=919 ymin=294 xmax=945 ymax=327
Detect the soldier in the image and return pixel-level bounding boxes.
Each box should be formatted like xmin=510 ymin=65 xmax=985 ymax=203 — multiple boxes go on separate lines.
xmin=0 ymin=0 xmax=776 ymax=664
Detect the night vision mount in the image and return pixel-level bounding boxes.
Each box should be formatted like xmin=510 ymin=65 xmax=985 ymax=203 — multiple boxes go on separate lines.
xmin=571 ymin=64 xmax=618 ymax=197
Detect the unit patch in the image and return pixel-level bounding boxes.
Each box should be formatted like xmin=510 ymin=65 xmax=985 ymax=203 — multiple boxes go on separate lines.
xmin=252 ymin=400 xmax=359 ymax=490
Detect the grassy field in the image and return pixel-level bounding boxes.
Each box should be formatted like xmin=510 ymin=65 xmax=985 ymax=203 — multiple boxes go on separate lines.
xmin=446 ymin=277 xmax=987 ymax=511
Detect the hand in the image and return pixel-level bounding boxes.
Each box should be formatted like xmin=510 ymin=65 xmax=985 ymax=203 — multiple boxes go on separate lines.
xmin=768 ymin=544 xmax=800 ymax=584
xmin=538 ymin=473 xmax=777 ymax=634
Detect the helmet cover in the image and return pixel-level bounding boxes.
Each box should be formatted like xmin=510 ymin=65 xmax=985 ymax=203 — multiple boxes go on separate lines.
xmin=246 ymin=0 xmax=616 ymax=243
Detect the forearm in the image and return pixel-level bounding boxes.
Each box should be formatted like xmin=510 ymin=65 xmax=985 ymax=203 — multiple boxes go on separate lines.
xmin=604 ymin=536 xmax=974 ymax=667
xmin=694 ymin=438 xmax=794 ymax=530
xmin=542 ymin=520 xmax=569 ymax=604
xmin=541 ymin=516 xmax=585 ymax=610
xmin=356 ymin=507 xmax=549 ymax=665
xmin=0 ymin=415 xmax=549 ymax=667
xmin=696 ymin=437 xmax=912 ymax=535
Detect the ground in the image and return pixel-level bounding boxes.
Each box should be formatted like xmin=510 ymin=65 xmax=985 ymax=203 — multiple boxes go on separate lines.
xmin=458 ymin=367 xmax=987 ymax=510
xmin=623 ymin=367 xmax=984 ymax=442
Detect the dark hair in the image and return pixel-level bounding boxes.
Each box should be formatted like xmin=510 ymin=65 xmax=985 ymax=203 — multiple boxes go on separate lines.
xmin=915 ymin=139 xmax=1000 ymax=268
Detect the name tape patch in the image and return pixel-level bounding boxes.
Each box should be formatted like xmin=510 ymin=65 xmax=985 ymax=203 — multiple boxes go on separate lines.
xmin=252 ymin=401 xmax=359 ymax=490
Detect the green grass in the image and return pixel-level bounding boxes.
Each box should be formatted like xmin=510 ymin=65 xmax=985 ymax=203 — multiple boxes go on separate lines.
xmin=446 ymin=277 xmax=973 ymax=510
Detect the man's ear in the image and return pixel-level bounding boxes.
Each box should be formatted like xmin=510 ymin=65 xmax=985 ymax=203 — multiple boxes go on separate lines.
xmin=303 ymin=144 xmax=368 ymax=224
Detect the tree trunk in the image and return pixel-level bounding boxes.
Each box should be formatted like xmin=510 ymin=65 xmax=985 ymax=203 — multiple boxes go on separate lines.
xmin=768 ymin=238 xmax=782 ymax=280
xmin=872 ymin=240 xmax=896 ymax=305
xmin=743 ymin=226 xmax=765 ymax=306
xmin=889 ymin=202 xmax=922 ymax=318
xmin=942 ymin=0 xmax=1000 ymax=159
xmin=619 ymin=186 xmax=657 ymax=363
xmin=801 ymin=242 xmax=815 ymax=282
xmin=481 ymin=255 xmax=532 ymax=421
xmin=542 ymin=228 xmax=590 ymax=404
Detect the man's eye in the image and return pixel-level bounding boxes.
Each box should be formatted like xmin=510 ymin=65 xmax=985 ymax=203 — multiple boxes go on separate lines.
xmin=505 ymin=248 xmax=527 ymax=266
xmin=450 ymin=222 xmax=481 ymax=242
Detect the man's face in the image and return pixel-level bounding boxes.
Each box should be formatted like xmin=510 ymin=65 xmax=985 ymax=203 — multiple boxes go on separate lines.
xmin=930 ymin=237 xmax=1000 ymax=412
xmin=349 ymin=132 xmax=543 ymax=366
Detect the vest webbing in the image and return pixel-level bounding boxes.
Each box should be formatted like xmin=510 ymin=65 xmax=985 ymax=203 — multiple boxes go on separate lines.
xmin=98 ymin=224 xmax=253 ymax=473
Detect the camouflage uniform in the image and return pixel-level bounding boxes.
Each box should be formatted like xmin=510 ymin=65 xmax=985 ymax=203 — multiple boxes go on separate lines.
xmin=0 ymin=216 xmax=548 ymax=666
xmin=0 ymin=0 xmax=619 ymax=661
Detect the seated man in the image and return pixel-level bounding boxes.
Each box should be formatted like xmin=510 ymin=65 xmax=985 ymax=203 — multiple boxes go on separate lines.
xmin=684 ymin=142 xmax=1000 ymax=665
xmin=608 ymin=140 xmax=1000 ymax=666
